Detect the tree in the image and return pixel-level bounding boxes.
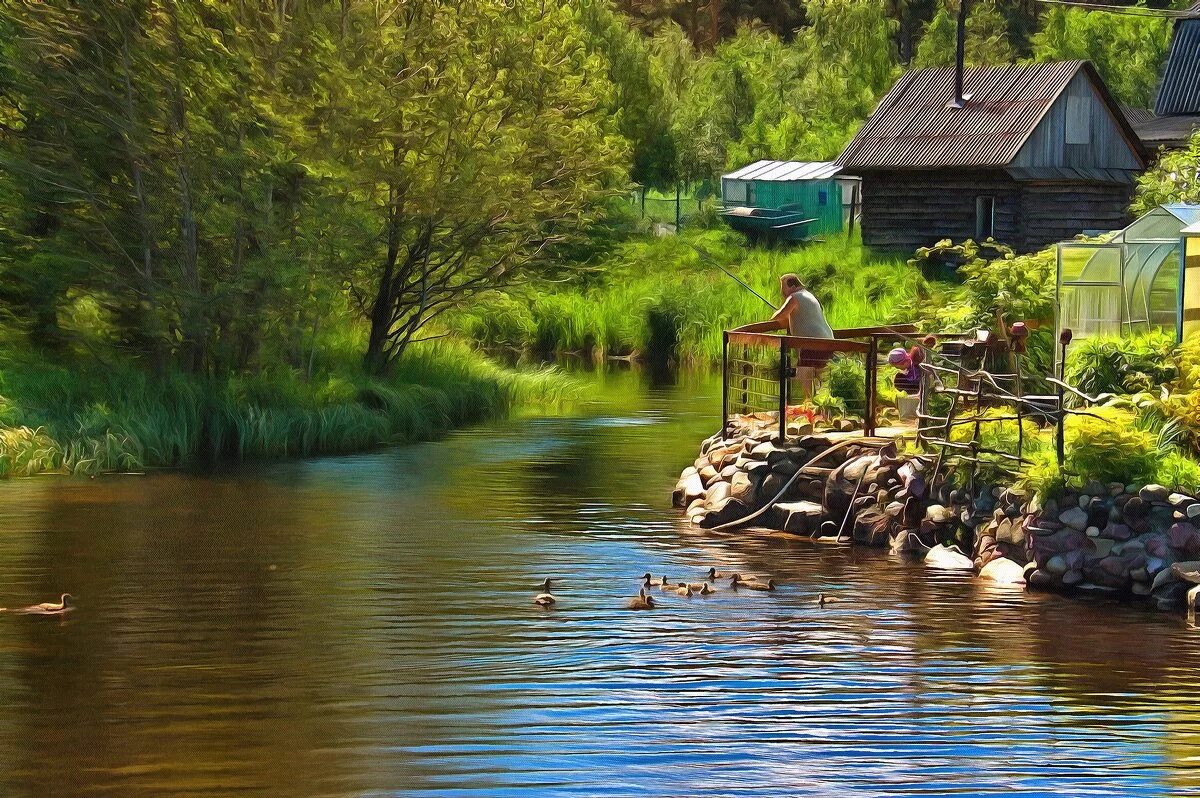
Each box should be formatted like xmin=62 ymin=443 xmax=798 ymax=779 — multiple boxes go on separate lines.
xmin=1031 ymin=7 xmax=1173 ymax=108
xmin=324 ymin=1 xmax=627 ymax=376
xmin=911 ymin=0 xmax=1016 ymax=69
xmin=1132 ymin=129 xmax=1200 ymax=215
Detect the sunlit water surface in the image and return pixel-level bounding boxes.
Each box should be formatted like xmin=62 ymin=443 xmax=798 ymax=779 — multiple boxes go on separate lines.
xmin=0 ymin=369 xmax=1199 ymax=796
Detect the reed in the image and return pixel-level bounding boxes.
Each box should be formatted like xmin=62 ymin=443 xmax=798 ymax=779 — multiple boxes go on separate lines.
xmin=455 ymin=229 xmax=922 ymax=364
xmin=0 ymin=341 xmax=577 ymax=477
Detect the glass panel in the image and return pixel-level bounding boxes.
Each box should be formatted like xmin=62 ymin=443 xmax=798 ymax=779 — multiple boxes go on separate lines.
xmin=1059 ymin=283 xmax=1124 ymax=340
xmin=1148 ymin=244 xmax=1180 ymax=333
xmin=1185 ymin=237 xmax=1200 ymax=341
xmin=1124 ymin=209 xmax=1186 ymax=243
xmin=1060 ymin=244 xmax=1121 ymax=283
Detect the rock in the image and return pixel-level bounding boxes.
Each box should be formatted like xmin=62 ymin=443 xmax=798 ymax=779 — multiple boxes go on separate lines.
xmin=1144 ymin=534 xmax=1171 ymax=559
xmin=1062 ymin=569 xmax=1084 ymax=586
xmin=771 ymin=458 xmax=799 ymax=477
xmin=1140 ymin=484 xmax=1171 ymax=504
xmin=1188 ymin=504 xmax=1200 ymax=521
xmin=1046 ymin=554 xmax=1069 ymax=575
xmin=748 ymin=440 xmax=778 ymax=461
xmin=925 ymin=544 xmax=975 ymax=571
xmin=853 ymin=507 xmax=892 ymax=546
xmin=775 ymin=501 xmax=825 ymax=535
xmin=1102 ymin=523 xmax=1132 ymax=542
xmin=1169 ymin=522 xmax=1200 ymax=555
xmin=1170 ymin=492 xmax=1195 ymax=508
xmin=980 ymin=557 xmax=1025 ymax=584
xmin=729 ymin=471 xmax=758 ymax=504
xmin=996 ymin=518 xmax=1026 ymax=546
xmin=698 ymin=497 xmax=748 ymax=528
xmin=1132 ymin=582 xmax=1152 ymax=596
xmin=1085 ymin=525 xmax=1100 ymax=538
xmin=1151 ymin=566 xmax=1181 ymax=592
xmin=673 ymin=470 xmax=705 ymax=508
xmin=1078 ymin=494 xmax=1091 ymax=509
xmin=1188 ymin=584 xmax=1200 ymax=609
xmin=720 ymin=464 xmax=740 ymax=480
xmin=707 ymin=443 xmax=741 ymax=468
xmin=1171 ymin=560 xmax=1200 ymax=585
xmin=1154 ymin=580 xmax=1188 ymax=609
xmin=1026 ymin=568 xmax=1055 ymax=589
xmin=1091 ymin=538 xmax=1115 ymax=558
xmin=698 ymin=464 xmax=719 ymax=485
xmin=1031 ymin=528 xmax=1089 ymax=557
xmin=1086 ymin=497 xmax=1109 ymax=528
xmin=925 ymin=504 xmax=954 ymax=525
xmin=705 ymin=481 xmax=731 ymax=507
xmin=1059 ymin=506 xmax=1089 ymax=532
xmin=1123 ymin=496 xmax=1149 ymax=519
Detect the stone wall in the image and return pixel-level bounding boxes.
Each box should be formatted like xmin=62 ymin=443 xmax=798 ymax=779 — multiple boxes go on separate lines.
xmin=674 ymin=417 xmax=1200 ymax=610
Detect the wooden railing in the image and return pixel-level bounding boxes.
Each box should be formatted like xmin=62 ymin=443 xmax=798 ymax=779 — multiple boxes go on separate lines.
xmin=721 ymin=325 xmax=918 ymax=442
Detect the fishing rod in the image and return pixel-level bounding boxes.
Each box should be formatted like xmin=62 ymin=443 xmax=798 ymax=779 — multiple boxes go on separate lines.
xmin=681 ymin=241 xmax=777 ymax=310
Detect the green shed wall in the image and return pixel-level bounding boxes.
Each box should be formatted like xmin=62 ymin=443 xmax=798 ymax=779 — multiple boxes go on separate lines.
xmin=745 ymin=179 xmax=844 ymax=235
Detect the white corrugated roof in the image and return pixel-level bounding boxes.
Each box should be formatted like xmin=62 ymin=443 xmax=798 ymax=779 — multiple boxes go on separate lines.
xmin=722 ymin=160 xmax=844 ymax=182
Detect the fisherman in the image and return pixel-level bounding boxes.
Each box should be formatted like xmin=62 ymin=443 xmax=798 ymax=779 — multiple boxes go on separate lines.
xmin=732 ymin=273 xmax=834 ymax=399
xmin=732 ymin=273 xmax=834 ymax=339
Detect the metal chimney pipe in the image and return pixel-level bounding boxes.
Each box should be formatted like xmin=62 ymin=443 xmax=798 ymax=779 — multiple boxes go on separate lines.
xmin=953 ymin=0 xmax=969 ymax=108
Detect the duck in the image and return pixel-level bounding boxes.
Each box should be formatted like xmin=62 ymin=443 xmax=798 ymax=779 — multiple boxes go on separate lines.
xmin=815 ymin=593 xmax=838 ymax=606
xmin=627 ymin=588 xmax=656 ymax=610
xmin=8 ymin=593 xmax=75 ymax=615
xmin=695 ymin=582 xmax=716 ymax=596
xmin=680 ymin=581 xmax=714 ymax=593
xmin=674 ymin=583 xmax=694 ymax=597
xmin=706 ymin=567 xmax=729 ymax=580
xmin=533 ymin=578 xmax=557 ymax=607
xmin=729 ymin=573 xmax=775 ymax=591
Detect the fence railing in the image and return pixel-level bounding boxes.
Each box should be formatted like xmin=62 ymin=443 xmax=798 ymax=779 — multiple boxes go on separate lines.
xmin=721 ymin=325 xmax=918 ymax=442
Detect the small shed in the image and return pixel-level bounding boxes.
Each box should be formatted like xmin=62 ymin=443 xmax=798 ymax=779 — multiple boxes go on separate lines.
xmin=1133 ymin=13 xmax=1200 ymax=151
xmin=836 ymin=61 xmax=1146 ymax=253
xmin=1056 ymin=204 xmax=1200 ymax=344
xmin=719 ymin=160 xmax=857 ymax=241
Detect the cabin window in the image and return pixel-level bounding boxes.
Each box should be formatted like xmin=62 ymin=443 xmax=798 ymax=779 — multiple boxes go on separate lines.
xmin=975 ymin=196 xmax=996 ymax=240
xmin=818 ymin=190 xmax=828 ymax=206
xmin=1066 ymin=95 xmax=1092 ymax=145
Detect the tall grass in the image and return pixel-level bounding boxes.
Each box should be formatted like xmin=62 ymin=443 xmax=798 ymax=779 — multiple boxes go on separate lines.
xmin=0 ymin=341 xmax=576 ymax=477
xmin=455 ymin=229 xmax=925 ymax=365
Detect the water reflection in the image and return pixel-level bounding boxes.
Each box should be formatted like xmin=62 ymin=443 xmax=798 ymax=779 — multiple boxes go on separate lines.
xmin=0 ymin=369 xmax=1196 ymax=795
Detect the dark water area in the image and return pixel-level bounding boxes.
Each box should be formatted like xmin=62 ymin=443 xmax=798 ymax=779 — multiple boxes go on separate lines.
xmin=2 ymin=368 xmax=1200 ymax=796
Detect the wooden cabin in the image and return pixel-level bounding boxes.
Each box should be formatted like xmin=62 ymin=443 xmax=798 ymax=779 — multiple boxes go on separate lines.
xmin=719 ymin=161 xmax=859 ymax=242
xmin=835 ymin=61 xmax=1146 ymax=253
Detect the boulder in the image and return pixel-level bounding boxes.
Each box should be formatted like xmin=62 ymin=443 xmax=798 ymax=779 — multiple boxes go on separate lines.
xmin=705 ymin=480 xmax=731 ymax=507
xmin=1171 ymin=560 xmax=1200 ymax=585
xmin=980 ymin=557 xmax=1026 ymax=584
xmin=1059 ymin=506 xmax=1089 ymax=532
xmin=1025 ymin=568 xmax=1055 ymax=589
xmin=698 ymin=464 xmax=719 ymax=485
xmin=673 ymin=470 xmax=705 ymax=508
xmin=1169 ymin=522 xmax=1200 ymax=556
xmin=996 ymin=517 xmax=1026 ymax=546
xmin=925 ymin=544 xmax=975 ymax=571
xmin=1062 ymin=569 xmax=1084 ymax=586
xmin=729 ymin=471 xmax=759 ymax=504
xmin=775 ymin=501 xmax=825 ymax=535
xmin=1141 ymin=484 xmax=1171 ymax=503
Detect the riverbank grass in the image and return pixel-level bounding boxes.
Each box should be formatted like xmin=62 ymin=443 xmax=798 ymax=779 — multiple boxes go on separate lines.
xmin=0 ymin=343 xmax=576 ymax=477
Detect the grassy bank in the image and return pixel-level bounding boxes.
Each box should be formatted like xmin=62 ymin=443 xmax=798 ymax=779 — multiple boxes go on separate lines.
xmin=0 ymin=342 xmax=575 ymax=477
xmin=454 ymin=229 xmax=928 ymax=365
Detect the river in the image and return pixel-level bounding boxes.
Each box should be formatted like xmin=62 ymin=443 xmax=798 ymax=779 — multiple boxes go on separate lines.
xmin=0 ymin=368 xmax=1198 ymax=796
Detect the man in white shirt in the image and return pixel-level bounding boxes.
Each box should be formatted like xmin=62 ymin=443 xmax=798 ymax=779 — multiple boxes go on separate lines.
xmin=733 ymin=273 xmax=834 ymax=339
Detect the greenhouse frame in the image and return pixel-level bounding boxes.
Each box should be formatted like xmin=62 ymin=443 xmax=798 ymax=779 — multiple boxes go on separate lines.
xmin=1056 ymin=204 xmax=1200 ymax=347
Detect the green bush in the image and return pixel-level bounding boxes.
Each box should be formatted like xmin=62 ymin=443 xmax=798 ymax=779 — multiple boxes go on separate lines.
xmin=824 ymin=356 xmax=866 ymax=411
xmin=1066 ymin=332 xmax=1178 ymax=398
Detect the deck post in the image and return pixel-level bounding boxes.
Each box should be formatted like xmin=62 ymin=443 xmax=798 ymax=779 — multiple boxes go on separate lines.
xmin=777 ymin=337 xmax=788 ymax=443
xmin=865 ymin=335 xmax=878 ymax=436
xmin=721 ymin=331 xmax=730 ymax=437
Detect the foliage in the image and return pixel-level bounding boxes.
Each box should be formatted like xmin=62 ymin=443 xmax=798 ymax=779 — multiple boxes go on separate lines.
xmin=454 ymin=229 xmax=923 ymax=364
xmin=1065 ymin=332 xmax=1179 ymax=398
xmin=825 ymin=356 xmax=867 ymax=412
xmin=1030 ymin=6 xmax=1173 ymax=108
xmin=1132 ymin=129 xmax=1200 ymax=215
xmin=911 ymin=0 xmax=1015 ymax=69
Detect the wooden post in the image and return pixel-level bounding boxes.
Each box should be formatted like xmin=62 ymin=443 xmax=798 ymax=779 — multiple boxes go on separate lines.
xmin=640 ymin=186 xmax=646 ymax=219
xmin=675 ymin=183 xmax=681 ymax=229
xmin=847 ymin=182 xmax=858 ymax=237
xmin=1056 ymin=329 xmax=1072 ymax=467
xmin=721 ymin=331 xmax=730 ymax=437
xmin=865 ymin=335 xmax=878 ymax=436
xmin=778 ymin=337 xmax=788 ymax=443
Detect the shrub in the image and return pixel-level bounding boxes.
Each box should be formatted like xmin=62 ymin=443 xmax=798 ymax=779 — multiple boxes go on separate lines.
xmin=824 ymin=355 xmax=865 ymax=411
xmin=1066 ymin=332 xmax=1178 ymax=398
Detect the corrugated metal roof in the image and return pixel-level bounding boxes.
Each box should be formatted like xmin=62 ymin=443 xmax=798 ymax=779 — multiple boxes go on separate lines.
xmin=722 ymin=160 xmax=843 ymax=182
xmin=837 ymin=61 xmax=1119 ymax=170
xmin=1132 ymin=113 xmax=1200 ymax=146
xmin=1156 ymin=20 xmax=1200 ymax=116
xmin=1163 ymin=204 xmax=1200 ymax=226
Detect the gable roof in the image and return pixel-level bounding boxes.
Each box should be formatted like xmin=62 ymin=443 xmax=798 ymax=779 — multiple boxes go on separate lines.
xmin=1156 ymin=19 xmax=1200 ymax=117
xmin=722 ymin=160 xmax=843 ymax=182
xmin=836 ymin=61 xmax=1142 ymax=171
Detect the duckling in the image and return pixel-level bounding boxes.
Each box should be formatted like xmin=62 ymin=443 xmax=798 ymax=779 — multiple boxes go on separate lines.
xmin=695 ymin=582 xmax=716 ymax=596
xmin=706 ymin=567 xmax=728 ymax=580
xmin=680 ymin=581 xmax=714 ymax=592
xmin=9 ymin=593 xmax=75 ymax=615
xmin=533 ymin=578 xmax=557 ymax=607
xmin=657 ymin=576 xmax=677 ymax=592
xmin=674 ymin=583 xmax=694 ymax=597
xmin=729 ymin=573 xmax=775 ymax=591
xmin=627 ymin=588 xmax=656 ymax=610
xmin=815 ymin=593 xmax=838 ymax=606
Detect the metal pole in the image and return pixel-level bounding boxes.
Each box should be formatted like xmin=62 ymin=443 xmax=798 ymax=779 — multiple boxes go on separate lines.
xmin=865 ymin=336 xmax=878 ymax=436
xmin=722 ymin=331 xmax=730 ymax=438
xmin=953 ymin=0 xmax=969 ymax=108
xmin=1056 ymin=329 xmax=1072 ymax=467
xmin=778 ymin=338 xmax=788 ymax=443
xmin=675 ymin=183 xmax=681 ymax=230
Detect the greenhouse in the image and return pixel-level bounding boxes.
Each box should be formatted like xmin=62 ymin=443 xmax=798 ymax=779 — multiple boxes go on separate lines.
xmin=1056 ymin=204 xmax=1200 ymax=346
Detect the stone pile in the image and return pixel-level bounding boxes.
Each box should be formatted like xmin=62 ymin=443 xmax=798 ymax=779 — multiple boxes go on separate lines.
xmin=674 ymin=415 xmax=1200 ymax=611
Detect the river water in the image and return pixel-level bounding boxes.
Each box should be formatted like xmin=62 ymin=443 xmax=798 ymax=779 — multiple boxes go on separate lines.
xmin=1 ymin=369 xmax=1199 ymax=796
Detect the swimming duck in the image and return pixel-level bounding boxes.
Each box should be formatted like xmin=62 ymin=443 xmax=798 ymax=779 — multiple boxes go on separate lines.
xmin=674 ymin=583 xmax=694 ymax=597
xmin=627 ymin=588 xmax=656 ymax=610
xmin=695 ymin=582 xmax=716 ymax=596
xmin=815 ymin=593 xmax=838 ymax=606
xmin=8 ymin=594 xmax=75 ymax=614
xmin=680 ymin=581 xmax=714 ymax=593
xmin=533 ymin=578 xmax=557 ymax=607
xmin=706 ymin=567 xmax=728 ymax=580
xmin=729 ymin=574 xmax=775 ymax=591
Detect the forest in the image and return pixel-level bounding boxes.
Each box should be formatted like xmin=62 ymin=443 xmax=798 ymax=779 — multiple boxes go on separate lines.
xmin=0 ymin=0 xmax=1195 ymax=474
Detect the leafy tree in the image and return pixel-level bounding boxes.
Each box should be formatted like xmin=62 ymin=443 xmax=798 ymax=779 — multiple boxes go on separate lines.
xmin=1133 ymin=129 xmax=1200 ymax=214
xmin=911 ymin=0 xmax=1016 ymax=69
xmin=1030 ymin=6 xmax=1173 ymax=108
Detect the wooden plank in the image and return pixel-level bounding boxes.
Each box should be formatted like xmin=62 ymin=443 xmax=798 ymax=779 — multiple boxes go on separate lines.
xmin=726 ymin=331 xmax=869 ymax=353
